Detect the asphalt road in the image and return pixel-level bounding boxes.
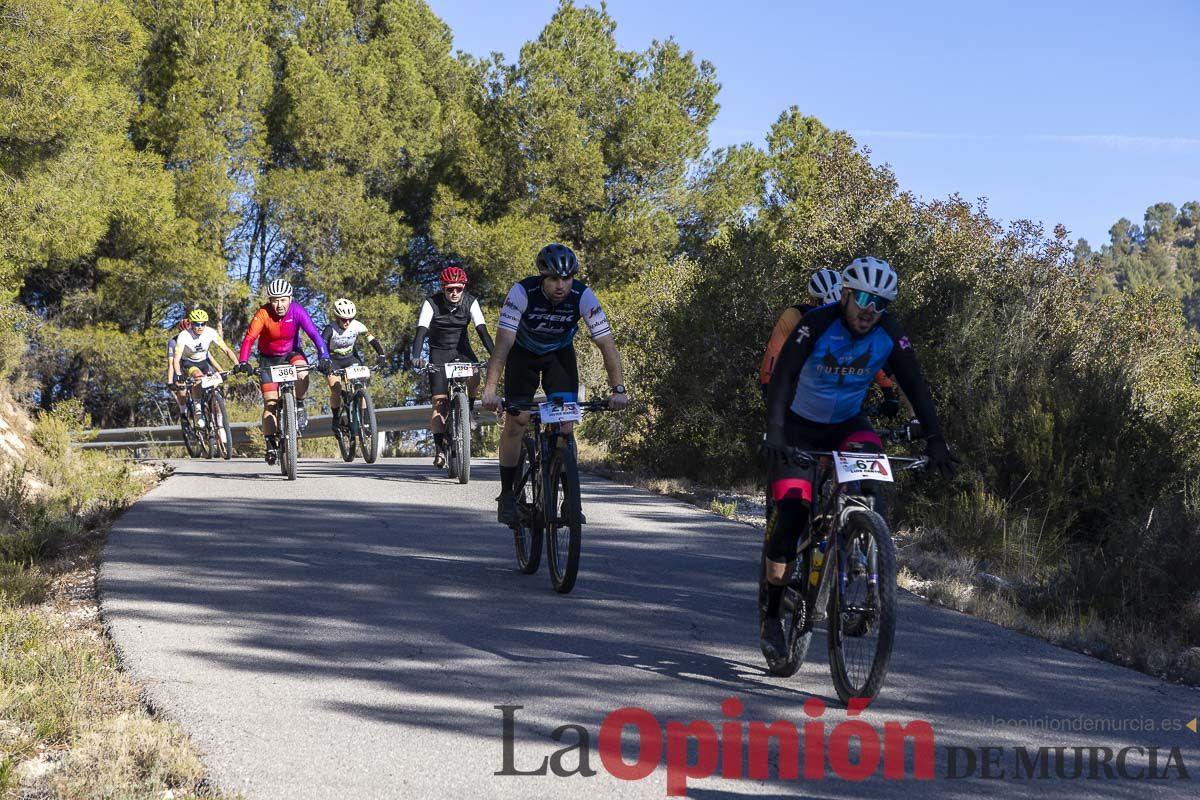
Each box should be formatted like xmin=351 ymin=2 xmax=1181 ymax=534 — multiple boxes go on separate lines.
xmin=101 ymin=458 xmax=1200 ymax=799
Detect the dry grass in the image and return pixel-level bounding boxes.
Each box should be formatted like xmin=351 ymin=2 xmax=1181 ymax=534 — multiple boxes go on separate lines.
xmin=0 ymin=393 xmax=239 ymax=799
xmin=895 ymin=528 xmax=1200 ymax=685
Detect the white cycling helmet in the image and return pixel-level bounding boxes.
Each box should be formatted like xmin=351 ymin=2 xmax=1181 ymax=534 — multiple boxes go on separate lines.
xmin=807 ymin=268 xmax=842 ymax=304
xmin=266 ymin=278 xmax=293 ymax=298
xmin=332 ymin=298 xmax=357 ymax=319
xmin=841 ymin=257 xmax=898 ymax=301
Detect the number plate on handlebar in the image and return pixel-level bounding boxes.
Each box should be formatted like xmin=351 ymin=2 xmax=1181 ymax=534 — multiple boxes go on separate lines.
xmin=444 ymin=362 xmax=477 ymax=379
xmin=538 ymin=401 xmax=581 ymax=423
xmin=344 ymin=364 xmax=371 ymax=381
xmin=269 ymin=364 xmax=298 ymax=383
xmin=833 ymin=451 xmax=893 ymax=483
xmin=200 ymin=373 xmax=223 ymax=389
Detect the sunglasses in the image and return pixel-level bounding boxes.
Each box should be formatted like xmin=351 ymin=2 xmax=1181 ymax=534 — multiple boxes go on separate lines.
xmin=850 ymin=290 xmax=890 ymax=312
xmin=190 ymin=321 xmax=206 ymax=328
xmin=444 ymin=285 xmax=465 ymax=293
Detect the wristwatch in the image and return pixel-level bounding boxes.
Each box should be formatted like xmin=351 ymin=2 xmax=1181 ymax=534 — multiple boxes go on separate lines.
xmin=612 ymin=384 xmax=626 ymax=394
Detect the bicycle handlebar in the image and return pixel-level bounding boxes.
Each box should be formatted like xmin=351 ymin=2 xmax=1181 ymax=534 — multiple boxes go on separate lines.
xmin=502 ymin=398 xmax=615 ymax=414
xmin=421 ymin=362 xmax=487 ymax=374
xmin=781 ymin=447 xmax=929 ymax=471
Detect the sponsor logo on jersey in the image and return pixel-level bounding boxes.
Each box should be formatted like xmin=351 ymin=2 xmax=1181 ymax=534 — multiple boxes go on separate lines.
xmin=795 ymin=325 xmax=810 ymax=344
xmin=898 ymin=336 xmax=912 ymax=350
xmin=817 ymin=348 xmax=873 ymax=384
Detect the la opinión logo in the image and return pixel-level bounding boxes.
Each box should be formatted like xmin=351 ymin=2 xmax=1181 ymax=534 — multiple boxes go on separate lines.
xmin=496 ymin=696 xmax=935 ymax=796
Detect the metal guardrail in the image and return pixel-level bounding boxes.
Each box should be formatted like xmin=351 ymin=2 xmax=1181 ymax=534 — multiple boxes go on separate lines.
xmin=77 ymin=403 xmax=500 ymax=451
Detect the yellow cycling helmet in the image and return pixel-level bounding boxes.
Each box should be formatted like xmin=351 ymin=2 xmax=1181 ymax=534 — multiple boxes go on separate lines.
xmin=188 ymin=309 xmax=209 ymax=324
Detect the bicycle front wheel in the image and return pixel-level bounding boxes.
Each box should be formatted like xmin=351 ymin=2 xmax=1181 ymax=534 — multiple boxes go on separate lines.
xmin=210 ymin=391 xmax=233 ymax=460
xmin=544 ymin=442 xmax=583 ymax=594
xmin=280 ymin=391 xmax=298 ymax=480
xmin=828 ymin=509 xmax=897 ymax=703
xmin=356 ymin=389 xmax=378 ymax=464
xmin=454 ymin=391 xmax=470 ymax=484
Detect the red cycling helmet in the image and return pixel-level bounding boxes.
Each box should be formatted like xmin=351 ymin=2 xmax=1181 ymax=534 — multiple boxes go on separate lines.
xmin=439 ymin=264 xmax=468 ymax=288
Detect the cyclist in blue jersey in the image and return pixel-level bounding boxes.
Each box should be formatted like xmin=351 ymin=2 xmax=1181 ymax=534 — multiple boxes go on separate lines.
xmin=760 ymin=256 xmax=959 ymax=662
xmin=481 ymin=243 xmax=629 ymax=525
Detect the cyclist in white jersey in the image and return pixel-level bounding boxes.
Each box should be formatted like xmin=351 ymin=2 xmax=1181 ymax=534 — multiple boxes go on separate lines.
xmin=172 ymin=308 xmax=238 ymax=412
xmin=321 ymin=298 xmax=385 ymax=433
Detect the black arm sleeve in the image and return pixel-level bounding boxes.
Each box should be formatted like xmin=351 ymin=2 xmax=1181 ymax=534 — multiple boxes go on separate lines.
xmin=881 ymin=316 xmax=943 ymax=440
xmin=765 ymin=306 xmax=836 ymax=434
xmin=321 ymin=324 xmax=333 ymax=349
xmin=476 ymin=324 xmax=494 ymax=356
xmin=411 ymin=327 xmax=428 ymax=361
xmin=370 ymin=337 xmax=384 ymax=356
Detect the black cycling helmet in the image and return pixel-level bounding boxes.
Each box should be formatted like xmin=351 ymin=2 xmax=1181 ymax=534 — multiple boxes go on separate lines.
xmin=536 ymin=243 xmax=579 ymax=278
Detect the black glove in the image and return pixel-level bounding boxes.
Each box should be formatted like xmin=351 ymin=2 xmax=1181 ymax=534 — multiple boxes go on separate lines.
xmin=925 ymin=435 xmax=961 ymax=477
xmin=759 ymin=425 xmax=789 ymax=465
xmin=878 ymin=389 xmax=901 ymax=418
xmin=234 ymin=361 xmax=252 ymax=376
xmin=413 ymin=357 xmax=428 ymax=371
xmin=317 ymin=357 xmax=333 ymax=376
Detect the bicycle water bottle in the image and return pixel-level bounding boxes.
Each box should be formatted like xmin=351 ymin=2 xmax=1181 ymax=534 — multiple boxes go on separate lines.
xmin=809 ymin=540 xmax=827 ymax=587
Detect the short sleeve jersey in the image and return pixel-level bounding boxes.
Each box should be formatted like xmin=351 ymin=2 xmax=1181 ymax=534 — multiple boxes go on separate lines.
xmin=497 ymin=277 xmax=611 ymax=355
xmin=325 ymin=320 xmax=370 ymax=357
xmin=174 ymin=327 xmax=223 ymax=364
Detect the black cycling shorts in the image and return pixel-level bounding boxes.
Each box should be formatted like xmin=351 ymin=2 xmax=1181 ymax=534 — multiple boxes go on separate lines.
xmin=330 ymin=353 xmax=362 ymax=371
xmin=179 ymin=360 xmax=215 ymax=378
xmin=504 ymin=344 xmax=577 ymax=409
xmin=429 ymin=347 xmax=478 ymax=396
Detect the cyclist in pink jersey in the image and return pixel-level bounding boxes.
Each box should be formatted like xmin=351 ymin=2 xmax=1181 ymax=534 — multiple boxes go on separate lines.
xmin=235 ymin=279 xmax=332 ymax=464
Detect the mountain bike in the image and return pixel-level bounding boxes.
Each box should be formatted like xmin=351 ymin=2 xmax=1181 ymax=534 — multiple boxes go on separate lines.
xmin=503 ymin=398 xmax=613 ymax=594
xmin=332 ymin=364 xmax=379 ymax=464
xmin=177 ymin=371 xmax=233 ymax=460
xmin=426 ymin=362 xmax=485 ymax=483
xmin=758 ymin=420 xmax=928 ymax=703
xmin=260 ymin=361 xmax=310 ymax=481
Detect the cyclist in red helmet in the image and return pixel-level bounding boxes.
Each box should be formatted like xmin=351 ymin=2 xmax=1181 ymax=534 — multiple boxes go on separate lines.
xmin=412 ymin=263 xmax=494 ymax=468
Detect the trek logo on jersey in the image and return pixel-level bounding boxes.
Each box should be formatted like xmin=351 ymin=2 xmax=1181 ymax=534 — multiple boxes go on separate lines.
xmin=794 ymin=325 xmax=810 ymax=344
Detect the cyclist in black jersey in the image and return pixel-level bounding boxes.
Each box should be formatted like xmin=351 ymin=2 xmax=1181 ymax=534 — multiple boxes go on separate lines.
xmin=411 ymin=264 xmax=494 ymax=468
xmin=759 ymin=256 xmax=960 ymax=662
xmin=481 ymin=243 xmax=629 ymax=526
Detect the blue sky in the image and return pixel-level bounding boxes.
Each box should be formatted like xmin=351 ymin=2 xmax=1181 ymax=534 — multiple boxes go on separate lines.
xmin=429 ymin=0 xmax=1200 ymax=248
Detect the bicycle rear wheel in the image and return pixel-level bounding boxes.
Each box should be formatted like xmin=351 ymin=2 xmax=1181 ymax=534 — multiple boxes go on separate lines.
xmin=209 ymin=391 xmax=233 ymax=460
xmin=454 ymin=391 xmax=470 ymax=484
xmin=334 ymin=395 xmax=355 ymax=462
xmin=758 ymin=514 xmax=813 ymax=677
xmin=280 ymin=391 xmax=298 ymax=480
xmin=545 ymin=441 xmax=582 ymax=594
xmin=512 ymin=439 xmax=542 ymax=574
xmin=356 ymin=389 xmax=379 ymax=464
xmin=180 ymin=408 xmax=203 ymax=458
xmin=828 ymin=509 xmax=896 ymax=703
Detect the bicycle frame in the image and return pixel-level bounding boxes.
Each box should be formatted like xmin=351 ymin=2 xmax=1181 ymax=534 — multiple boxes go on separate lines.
xmin=788 ymin=446 xmax=927 ymax=619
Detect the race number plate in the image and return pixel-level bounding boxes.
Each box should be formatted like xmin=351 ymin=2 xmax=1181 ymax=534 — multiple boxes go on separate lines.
xmin=832 ymin=451 xmax=894 ymax=483
xmin=444 ymin=362 xmax=477 ymax=379
xmin=269 ymin=364 xmax=298 ymax=383
xmin=538 ymin=401 xmax=582 ymax=423
xmin=344 ymin=365 xmax=371 ymax=381
xmin=200 ymin=373 xmax=223 ymax=389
